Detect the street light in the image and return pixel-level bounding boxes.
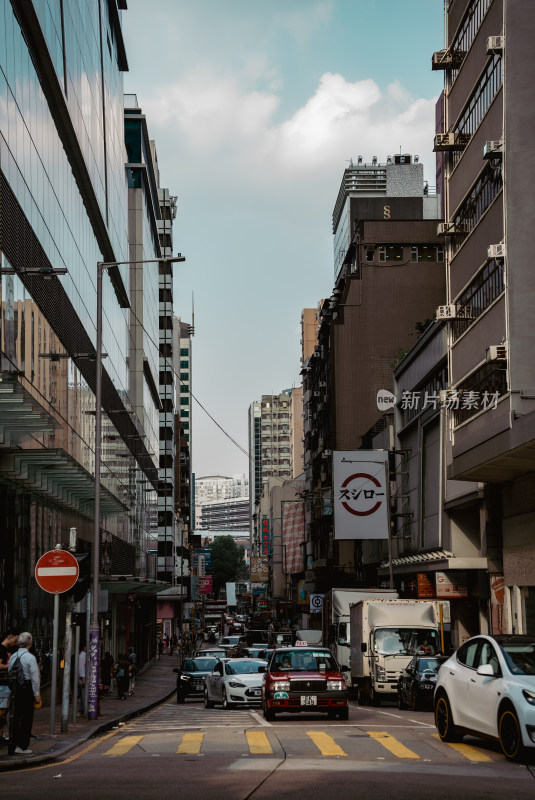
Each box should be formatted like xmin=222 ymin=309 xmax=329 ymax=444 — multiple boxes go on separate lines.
xmin=88 ymin=254 xmax=185 ymax=720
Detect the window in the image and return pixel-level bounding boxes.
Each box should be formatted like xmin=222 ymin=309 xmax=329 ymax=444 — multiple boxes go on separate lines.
xmin=159 ymin=371 xmax=173 ymax=385
xmin=159 ymin=454 xmax=173 ymax=469
xmin=180 ymin=348 xmax=189 ymax=356
xmin=159 ymin=288 xmax=172 ymax=303
xmin=180 ymin=397 xmax=189 ymax=405
xmin=159 ymin=316 xmax=172 ymax=330
xmin=452 ymin=164 xmax=502 ymax=252
xmin=180 ymin=360 xmax=189 ymax=368
xmin=366 ymin=247 xmax=374 ymax=262
xmin=457 ymin=640 xmax=480 ymax=669
xmin=160 ymin=343 xmax=172 ymax=357
xmin=161 ymin=399 xmax=173 ymax=413
xmin=160 ymin=427 xmax=173 ymax=441
xmin=180 ymin=409 xmax=189 ymax=418
xmin=378 ymin=245 xmax=403 ymax=262
xmin=411 ymin=245 xmax=444 ymax=263
xmin=451 ymin=259 xmax=505 ymax=342
xmin=180 ymin=372 xmax=189 ymax=381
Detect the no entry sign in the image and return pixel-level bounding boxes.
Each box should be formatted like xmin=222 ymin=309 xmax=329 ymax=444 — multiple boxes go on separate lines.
xmin=35 ymin=549 xmax=79 ymax=594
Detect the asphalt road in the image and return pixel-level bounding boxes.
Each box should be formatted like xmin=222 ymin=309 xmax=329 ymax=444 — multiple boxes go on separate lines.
xmin=3 ymin=698 xmax=535 ymax=800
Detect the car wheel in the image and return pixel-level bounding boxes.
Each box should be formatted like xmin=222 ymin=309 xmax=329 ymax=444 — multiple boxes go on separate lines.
xmin=263 ymin=700 xmax=275 ymax=721
xmin=338 ymin=707 xmax=349 ymax=721
xmin=435 ymin=693 xmax=461 ymax=742
xmin=411 ymin=690 xmax=420 ymax=712
xmin=357 ymin=686 xmax=367 ymax=706
xmin=222 ymin=688 xmax=233 ymax=710
xmin=498 ymin=706 xmax=524 ymax=761
xmin=204 ymin=687 xmax=214 ymax=709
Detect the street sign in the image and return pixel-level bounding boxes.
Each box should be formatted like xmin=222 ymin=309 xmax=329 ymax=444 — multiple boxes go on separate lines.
xmin=35 ymin=549 xmax=79 ymax=594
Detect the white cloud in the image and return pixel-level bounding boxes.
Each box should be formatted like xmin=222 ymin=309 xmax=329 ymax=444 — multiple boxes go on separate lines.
xmin=143 ymin=69 xmax=438 ymax=185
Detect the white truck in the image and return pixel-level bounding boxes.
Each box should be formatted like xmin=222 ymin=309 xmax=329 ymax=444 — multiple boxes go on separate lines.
xmin=349 ymin=599 xmax=444 ymax=705
xmin=322 ymin=588 xmax=398 ymax=676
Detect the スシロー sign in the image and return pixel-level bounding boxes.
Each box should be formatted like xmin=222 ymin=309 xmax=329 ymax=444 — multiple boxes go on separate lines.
xmin=35 ymin=549 xmax=79 ymax=594
xmin=333 ymin=451 xmax=389 ymax=540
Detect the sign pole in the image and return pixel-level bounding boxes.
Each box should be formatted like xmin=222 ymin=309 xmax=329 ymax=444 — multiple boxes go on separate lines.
xmin=49 ymin=591 xmax=60 ymax=735
xmin=61 ymin=608 xmax=72 ymax=732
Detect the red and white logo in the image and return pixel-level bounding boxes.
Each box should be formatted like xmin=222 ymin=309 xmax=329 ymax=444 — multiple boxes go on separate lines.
xmin=338 ymin=472 xmax=385 ymax=516
xmin=35 ymin=550 xmax=79 ymax=594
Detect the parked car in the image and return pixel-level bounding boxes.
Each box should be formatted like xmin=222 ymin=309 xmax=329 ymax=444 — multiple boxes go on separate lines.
xmin=434 ymin=634 xmax=535 ymax=760
xmin=261 ymin=646 xmax=348 ymax=721
xmin=397 ymin=655 xmax=439 ymax=710
xmin=174 ymin=656 xmax=219 ymax=703
xmin=204 ymin=658 xmax=267 ymax=709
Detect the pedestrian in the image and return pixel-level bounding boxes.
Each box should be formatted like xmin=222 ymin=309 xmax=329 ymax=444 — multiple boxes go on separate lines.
xmin=78 ymin=644 xmax=87 ymax=714
xmin=8 ymin=632 xmax=41 ymax=755
xmin=100 ymin=652 xmax=114 ymax=697
xmin=115 ymin=654 xmax=130 ymax=700
xmin=128 ymin=647 xmax=137 ymax=666
xmin=157 ymin=639 xmax=164 ymax=659
xmin=0 ymin=629 xmax=19 ymax=745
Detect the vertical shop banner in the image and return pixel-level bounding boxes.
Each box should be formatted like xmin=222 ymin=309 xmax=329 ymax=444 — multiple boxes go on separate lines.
xmin=250 ymin=557 xmax=269 ymax=583
xmin=333 ymin=450 xmax=389 ymax=539
xmin=490 ymin=574 xmax=506 ymax=634
xmin=282 ymin=500 xmax=305 ymax=574
xmin=261 ymin=517 xmax=270 ymax=556
xmin=226 ymin=582 xmax=237 ymax=606
xmin=199 ymin=576 xmax=212 ymax=594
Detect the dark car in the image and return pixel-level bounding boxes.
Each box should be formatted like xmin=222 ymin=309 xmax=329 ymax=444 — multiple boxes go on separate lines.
xmin=397 ymin=655 xmax=439 ymax=711
xmin=174 ymin=656 xmax=219 ymax=703
xmin=261 ymin=646 xmax=348 ymax=721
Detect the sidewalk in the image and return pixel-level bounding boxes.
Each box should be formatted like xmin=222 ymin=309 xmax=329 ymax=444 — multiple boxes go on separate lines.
xmin=0 ymin=652 xmax=180 ymax=771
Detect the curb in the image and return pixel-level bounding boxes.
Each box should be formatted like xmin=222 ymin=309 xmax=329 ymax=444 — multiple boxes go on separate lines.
xmin=0 ymin=685 xmax=177 ymax=772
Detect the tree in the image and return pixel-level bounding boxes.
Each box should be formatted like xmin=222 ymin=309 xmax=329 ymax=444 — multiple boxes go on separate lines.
xmin=208 ymin=536 xmax=248 ymax=597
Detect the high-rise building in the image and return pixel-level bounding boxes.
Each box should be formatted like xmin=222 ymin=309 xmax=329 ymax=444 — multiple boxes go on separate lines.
xmin=435 ymin=0 xmax=535 ymax=631
xmin=303 ymin=154 xmax=445 ymax=589
xmin=0 ymin=3 xmax=170 ymax=657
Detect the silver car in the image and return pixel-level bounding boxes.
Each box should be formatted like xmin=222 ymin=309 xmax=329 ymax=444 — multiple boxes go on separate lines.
xmin=204 ymin=658 xmax=266 ymax=709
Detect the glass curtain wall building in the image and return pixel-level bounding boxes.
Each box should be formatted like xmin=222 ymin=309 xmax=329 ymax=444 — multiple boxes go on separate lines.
xmin=0 ymin=1 xmax=166 ymax=664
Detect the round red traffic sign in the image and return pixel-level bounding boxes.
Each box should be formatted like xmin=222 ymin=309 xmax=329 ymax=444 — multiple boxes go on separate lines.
xmin=35 ymin=549 xmax=79 ymax=594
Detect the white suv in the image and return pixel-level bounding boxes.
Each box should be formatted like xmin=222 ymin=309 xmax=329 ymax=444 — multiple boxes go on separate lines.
xmin=434 ymin=634 xmax=535 ymax=760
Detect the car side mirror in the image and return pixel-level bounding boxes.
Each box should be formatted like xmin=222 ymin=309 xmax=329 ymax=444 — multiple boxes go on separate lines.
xmin=361 ymin=643 xmax=367 ymax=653
xmin=258 ymin=665 xmax=266 ymax=672
xmin=477 ymin=663 xmax=496 ymax=677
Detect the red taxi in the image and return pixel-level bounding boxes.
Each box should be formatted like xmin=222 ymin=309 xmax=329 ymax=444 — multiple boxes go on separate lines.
xmin=261 ymin=645 xmax=348 ymax=720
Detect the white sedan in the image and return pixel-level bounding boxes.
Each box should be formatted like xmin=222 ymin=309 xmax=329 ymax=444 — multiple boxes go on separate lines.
xmin=434 ymin=634 xmax=535 ymax=760
xmin=204 ymin=658 xmax=266 ymax=709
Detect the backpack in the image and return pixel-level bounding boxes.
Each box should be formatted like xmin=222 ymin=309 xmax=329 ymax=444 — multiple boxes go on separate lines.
xmin=9 ymin=654 xmax=27 ymax=688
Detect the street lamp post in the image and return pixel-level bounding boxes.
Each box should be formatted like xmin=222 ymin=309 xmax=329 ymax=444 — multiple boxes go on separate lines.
xmin=88 ymin=254 xmax=185 ymax=720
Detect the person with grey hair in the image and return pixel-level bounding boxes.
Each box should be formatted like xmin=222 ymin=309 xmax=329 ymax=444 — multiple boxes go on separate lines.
xmin=8 ymin=632 xmax=40 ymax=755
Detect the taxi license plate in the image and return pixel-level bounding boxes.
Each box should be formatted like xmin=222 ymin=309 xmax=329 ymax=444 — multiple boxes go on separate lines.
xmin=301 ymin=695 xmax=317 ymax=706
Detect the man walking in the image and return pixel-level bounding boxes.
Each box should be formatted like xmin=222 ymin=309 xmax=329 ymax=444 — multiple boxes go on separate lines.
xmin=8 ymin=632 xmax=40 ymax=755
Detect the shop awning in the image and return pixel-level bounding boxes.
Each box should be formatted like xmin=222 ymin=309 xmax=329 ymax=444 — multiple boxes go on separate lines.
xmin=378 ymin=549 xmax=488 ymax=575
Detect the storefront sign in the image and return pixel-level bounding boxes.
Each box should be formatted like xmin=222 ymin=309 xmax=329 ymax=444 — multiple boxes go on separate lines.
xmin=261 ymin=517 xmax=270 ymax=556
xmin=436 ymin=571 xmax=467 ymax=598
xmin=417 ymin=573 xmax=435 ymax=598
xmin=333 ymin=451 xmax=389 ymax=539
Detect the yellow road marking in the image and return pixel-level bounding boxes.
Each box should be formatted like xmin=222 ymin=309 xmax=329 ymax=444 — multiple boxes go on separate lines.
xmin=306 ymin=731 xmax=347 ymax=757
xmin=432 ymin=733 xmax=493 ymax=762
xmin=367 ymin=731 xmax=420 ymax=759
xmin=103 ymin=735 xmax=143 ymax=756
xmin=177 ymin=733 xmax=204 ymax=754
xmin=246 ymin=731 xmax=273 ymax=754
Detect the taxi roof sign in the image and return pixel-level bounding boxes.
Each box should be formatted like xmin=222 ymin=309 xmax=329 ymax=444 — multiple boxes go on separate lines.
xmin=295 ymin=640 xmax=308 ymax=646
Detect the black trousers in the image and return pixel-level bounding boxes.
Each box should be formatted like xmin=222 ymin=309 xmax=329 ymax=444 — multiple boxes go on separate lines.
xmin=13 ymin=682 xmax=34 ymax=750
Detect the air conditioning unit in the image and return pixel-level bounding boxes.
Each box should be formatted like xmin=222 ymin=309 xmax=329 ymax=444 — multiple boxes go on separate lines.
xmin=486 ymin=344 xmax=507 ymax=362
xmin=436 ymin=304 xmax=457 ymax=319
xmin=431 ymin=49 xmax=465 ymax=70
xmin=488 ymin=243 xmax=505 ymax=260
xmin=324 ymin=449 xmax=332 ymax=457
xmin=434 ymin=132 xmax=471 ymax=152
xmin=319 ymin=381 xmax=327 ymax=388
xmin=313 ymin=391 xmax=321 ymax=397
xmin=487 ymin=35 xmax=504 ymax=55
xmin=483 ymin=140 xmax=503 ymax=160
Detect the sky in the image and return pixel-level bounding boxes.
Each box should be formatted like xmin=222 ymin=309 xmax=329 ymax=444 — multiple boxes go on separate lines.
xmin=122 ymin=0 xmax=445 ymax=480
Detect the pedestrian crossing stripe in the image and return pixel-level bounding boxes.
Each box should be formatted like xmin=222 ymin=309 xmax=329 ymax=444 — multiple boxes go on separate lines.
xmin=104 ymin=736 xmax=143 ymax=756
xmin=246 ymin=731 xmax=273 ymax=754
xmin=306 ymin=731 xmax=347 ymax=757
xmin=366 ymin=731 xmax=419 ymax=759
xmin=431 ymin=733 xmax=493 ymax=762
xmin=177 ymin=733 xmax=204 ymax=754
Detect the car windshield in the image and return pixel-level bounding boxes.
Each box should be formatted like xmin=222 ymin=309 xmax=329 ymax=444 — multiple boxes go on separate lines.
xmin=416 ymin=658 xmax=438 ymax=673
xmin=225 ymin=660 xmax=265 ymax=675
xmin=223 ymin=637 xmax=240 ymax=644
xmin=374 ymin=629 xmax=439 ymax=656
xmin=271 ymin=650 xmax=337 ymax=672
xmin=500 ymin=643 xmax=535 ymax=675
xmin=184 ymin=658 xmax=217 ymax=672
